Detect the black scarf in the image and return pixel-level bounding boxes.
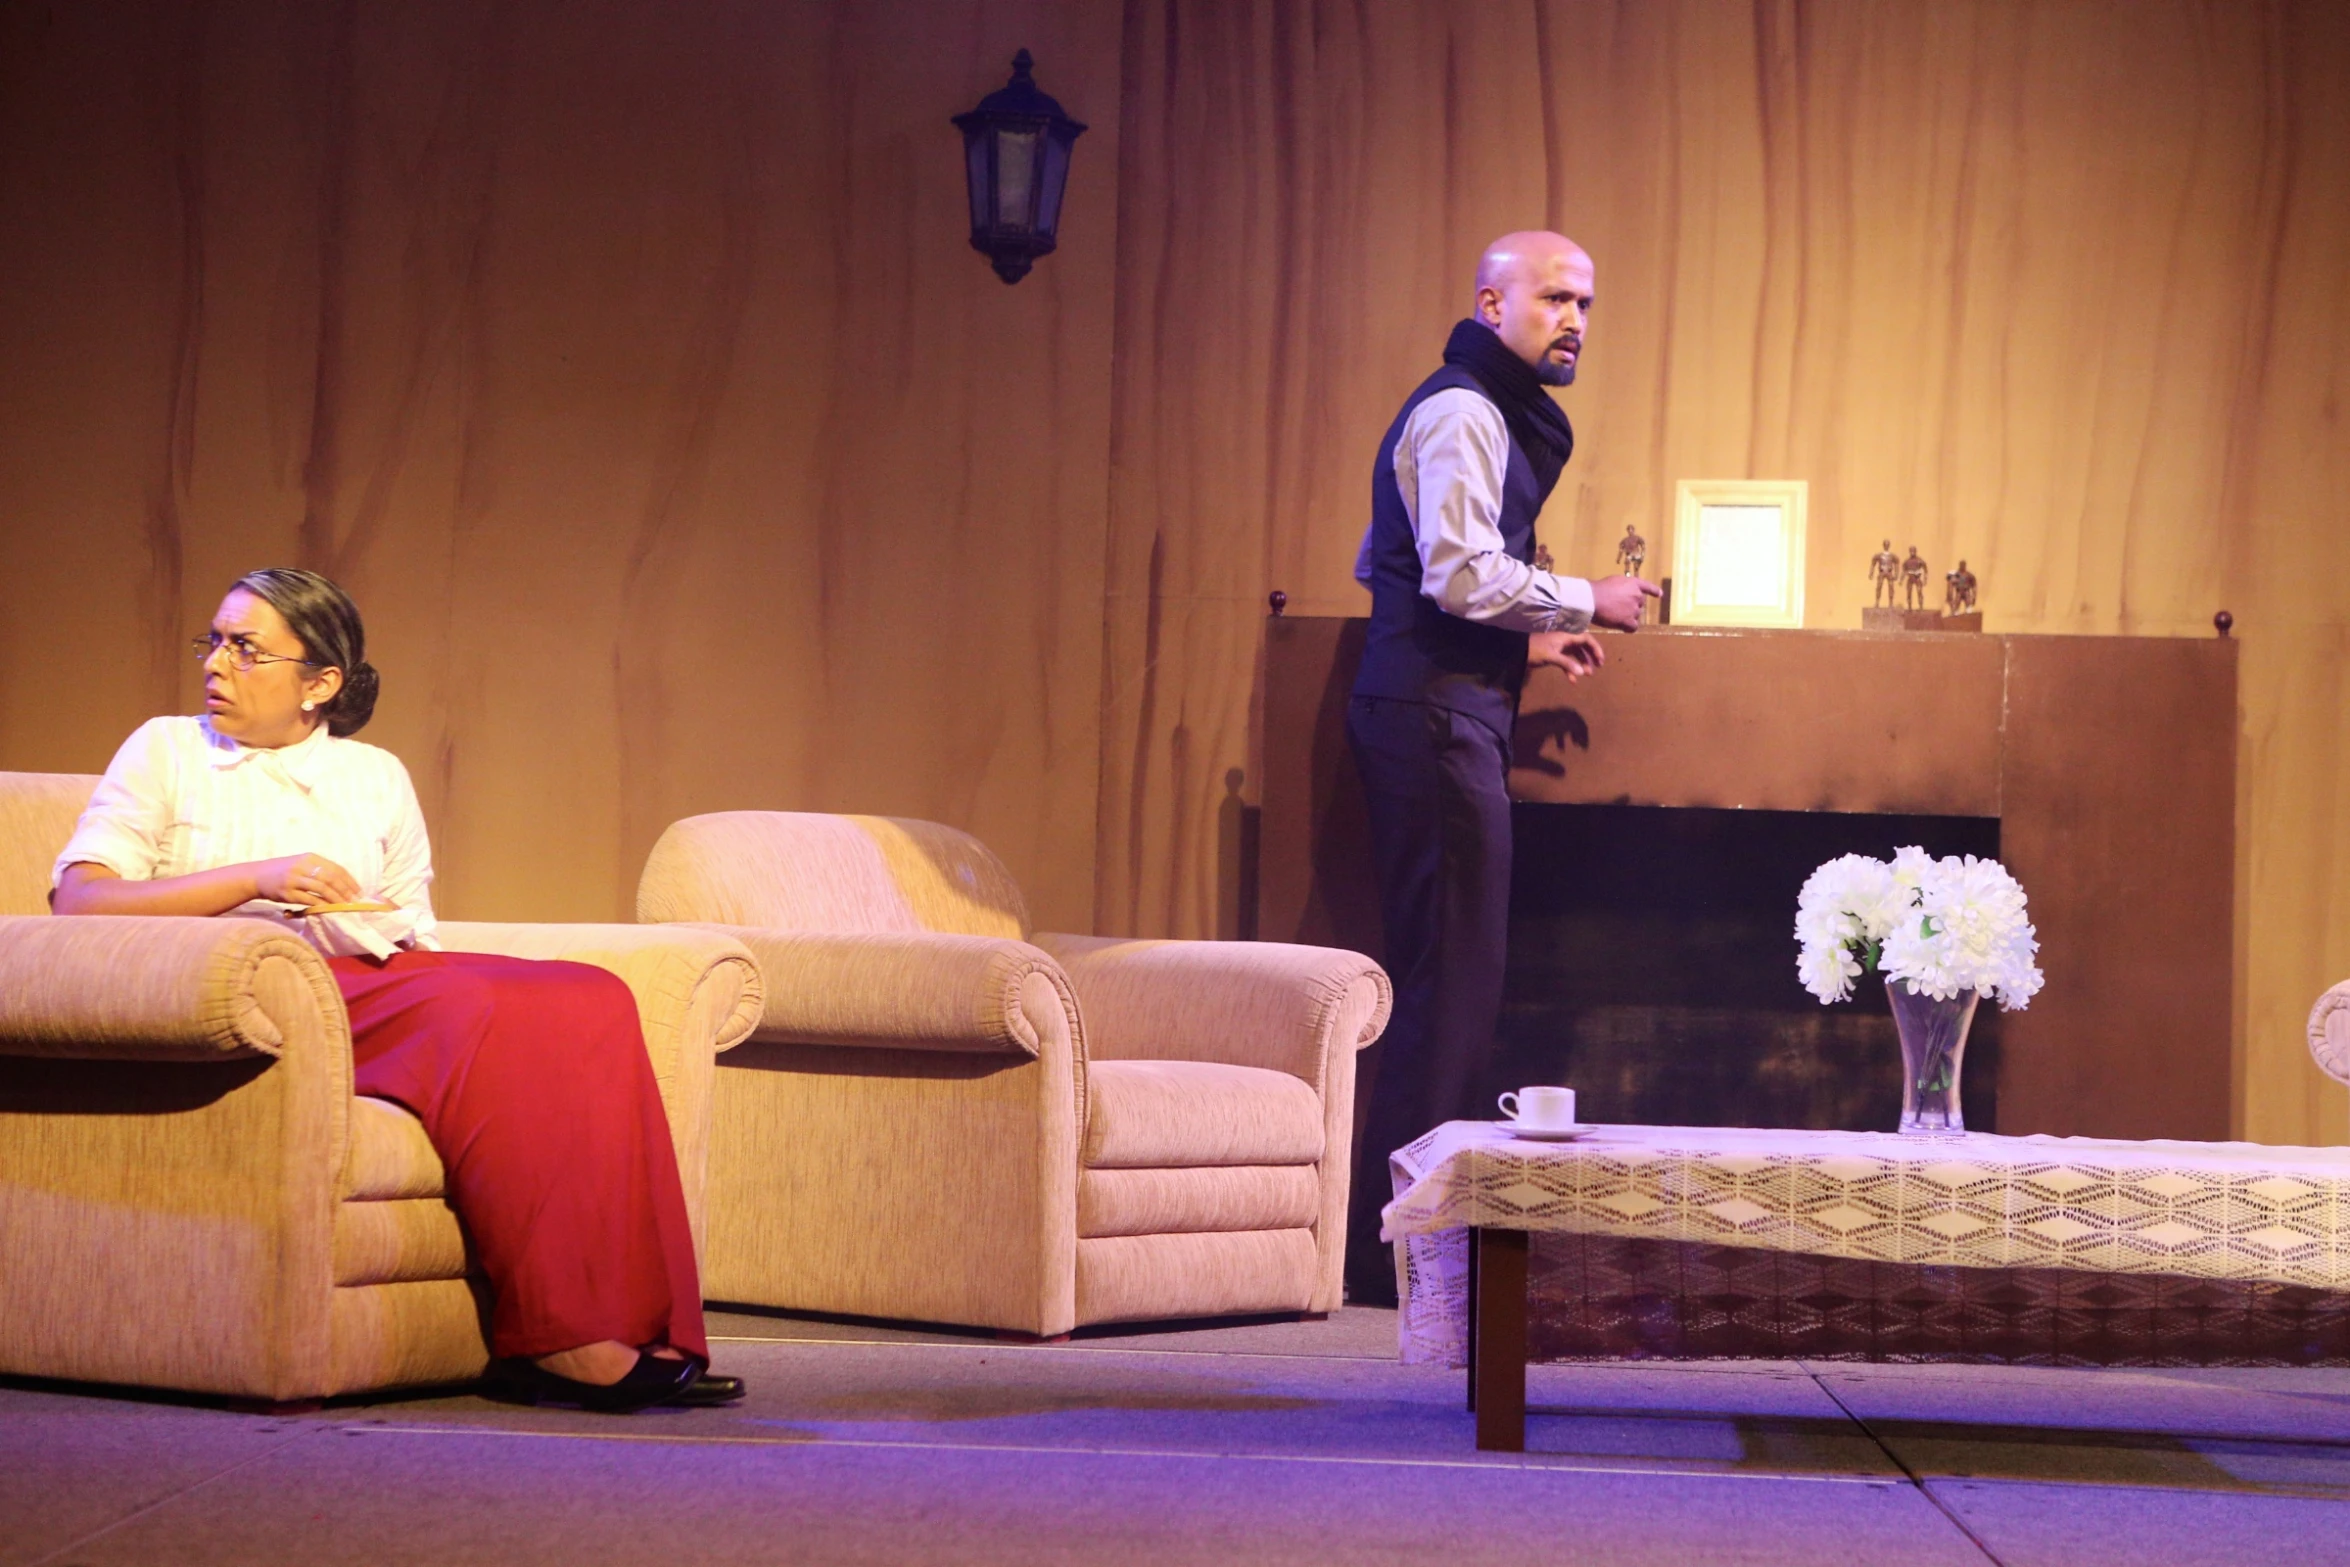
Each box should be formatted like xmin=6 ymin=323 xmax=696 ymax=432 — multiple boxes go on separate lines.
xmin=1441 ymin=318 xmax=1574 ymax=499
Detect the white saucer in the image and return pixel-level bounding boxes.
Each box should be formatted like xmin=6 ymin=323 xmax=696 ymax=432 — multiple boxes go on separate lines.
xmin=1499 ymin=1121 xmax=1597 ymax=1142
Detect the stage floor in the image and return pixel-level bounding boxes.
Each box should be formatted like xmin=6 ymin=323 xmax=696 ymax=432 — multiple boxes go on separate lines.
xmin=5 ymin=1307 xmax=2349 ymax=1564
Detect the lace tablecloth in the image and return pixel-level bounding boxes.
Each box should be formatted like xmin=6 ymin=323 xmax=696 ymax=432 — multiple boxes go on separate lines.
xmin=1382 ymin=1122 xmax=2350 ymax=1367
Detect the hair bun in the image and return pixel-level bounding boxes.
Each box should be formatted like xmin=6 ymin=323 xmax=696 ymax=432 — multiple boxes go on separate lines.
xmin=329 ymin=660 xmax=381 ymax=737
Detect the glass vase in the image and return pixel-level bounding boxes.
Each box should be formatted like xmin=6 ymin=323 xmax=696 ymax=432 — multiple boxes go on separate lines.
xmin=1886 ymin=980 xmax=1979 ymax=1136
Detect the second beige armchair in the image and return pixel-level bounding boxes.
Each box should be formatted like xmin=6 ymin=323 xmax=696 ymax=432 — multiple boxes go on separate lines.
xmin=637 ymin=811 xmax=1390 ymax=1338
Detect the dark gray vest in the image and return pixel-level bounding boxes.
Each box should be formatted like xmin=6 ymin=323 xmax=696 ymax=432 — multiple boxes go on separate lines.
xmin=1351 ymin=367 xmax=1556 ymax=739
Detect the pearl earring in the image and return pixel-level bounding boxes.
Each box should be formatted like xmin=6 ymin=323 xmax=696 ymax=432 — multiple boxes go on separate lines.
xmin=301 ymin=700 xmax=316 ymax=712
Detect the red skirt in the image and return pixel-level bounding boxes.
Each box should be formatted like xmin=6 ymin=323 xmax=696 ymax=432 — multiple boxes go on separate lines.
xmin=329 ymin=950 xmax=709 ymax=1363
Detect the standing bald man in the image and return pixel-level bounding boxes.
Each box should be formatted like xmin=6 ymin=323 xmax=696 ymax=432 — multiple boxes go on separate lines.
xmin=1344 ymin=233 xmax=1659 ymax=1306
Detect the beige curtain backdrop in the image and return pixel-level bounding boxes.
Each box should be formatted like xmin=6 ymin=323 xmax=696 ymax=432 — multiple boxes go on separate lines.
xmin=1 ymin=1 xmax=2343 ymax=1143
xmin=0 ymin=0 xmax=1121 ymax=933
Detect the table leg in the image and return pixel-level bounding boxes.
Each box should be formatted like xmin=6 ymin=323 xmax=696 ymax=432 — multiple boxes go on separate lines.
xmin=1464 ymin=1226 xmax=1479 ymax=1411
xmin=1471 ymin=1226 xmax=1527 ymax=1452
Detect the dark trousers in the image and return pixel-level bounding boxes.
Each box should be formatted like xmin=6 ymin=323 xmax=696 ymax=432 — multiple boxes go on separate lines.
xmin=1342 ymin=693 xmax=1515 ymax=1304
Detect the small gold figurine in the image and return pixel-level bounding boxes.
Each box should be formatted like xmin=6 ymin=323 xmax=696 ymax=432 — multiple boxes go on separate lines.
xmin=1945 ymin=559 xmax=1978 ymax=615
xmin=1614 ymin=524 xmax=1647 ymax=579
xmin=1869 ymin=540 xmax=1902 ymax=607
xmin=1901 ymin=546 xmax=1930 ymax=610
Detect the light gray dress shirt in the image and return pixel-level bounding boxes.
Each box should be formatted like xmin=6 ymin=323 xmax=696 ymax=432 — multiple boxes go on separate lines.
xmin=1353 ymin=387 xmax=1595 ymax=633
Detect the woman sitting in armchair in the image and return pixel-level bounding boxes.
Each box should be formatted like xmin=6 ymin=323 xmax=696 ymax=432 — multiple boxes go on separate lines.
xmin=51 ymin=566 xmax=738 ymax=1413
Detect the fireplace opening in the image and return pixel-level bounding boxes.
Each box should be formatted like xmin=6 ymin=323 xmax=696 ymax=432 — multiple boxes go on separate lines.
xmin=1493 ymin=803 xmax=2003 ymax=1133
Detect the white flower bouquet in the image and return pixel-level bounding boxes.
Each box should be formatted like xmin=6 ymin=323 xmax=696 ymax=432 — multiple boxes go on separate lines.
xmin=1794 ymin=846 xmax=2044 ymax=1009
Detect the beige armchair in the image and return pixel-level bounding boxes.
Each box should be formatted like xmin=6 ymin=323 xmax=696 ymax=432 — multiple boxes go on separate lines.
xmin=636 ymin=811 xmax=1390 ymax=1338
xmin=0 ymin=772 xmax=763 ymax=1403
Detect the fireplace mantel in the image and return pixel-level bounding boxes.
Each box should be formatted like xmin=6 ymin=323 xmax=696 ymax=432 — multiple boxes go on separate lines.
xmin=1258 ymin=619 xmax=2238 ymax=1142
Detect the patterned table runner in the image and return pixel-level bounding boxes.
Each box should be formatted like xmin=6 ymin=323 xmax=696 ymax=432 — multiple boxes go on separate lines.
xmin=1382 ymin=1122 xmax=2350 ymax=1368
xmin=1383 ymin=1121 xmax=2350 ymax=1288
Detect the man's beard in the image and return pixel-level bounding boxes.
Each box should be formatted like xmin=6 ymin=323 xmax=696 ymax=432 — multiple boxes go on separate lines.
xmin=1535 ymin=359 xmax=1577 ymax=387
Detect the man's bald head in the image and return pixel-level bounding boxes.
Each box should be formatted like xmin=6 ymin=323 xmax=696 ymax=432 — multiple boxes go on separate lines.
xmin=1474 ymin=232 xmax=1590 ymax=296
xmin=1473 ymin=231 xmax=1595 ymax=386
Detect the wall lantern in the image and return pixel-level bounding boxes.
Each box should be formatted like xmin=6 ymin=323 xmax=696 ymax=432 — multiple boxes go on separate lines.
xmin=952 ymin=49 xmax=1086 ymax=284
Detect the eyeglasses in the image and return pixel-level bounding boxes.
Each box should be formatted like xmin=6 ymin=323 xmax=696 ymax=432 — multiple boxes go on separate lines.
xmin=191 ymin=633 xmax=321 ymax=673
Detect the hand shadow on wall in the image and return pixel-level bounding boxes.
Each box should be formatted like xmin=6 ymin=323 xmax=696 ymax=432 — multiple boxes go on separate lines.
xmin=1511 ymin=708 xmax=1589 ymax=778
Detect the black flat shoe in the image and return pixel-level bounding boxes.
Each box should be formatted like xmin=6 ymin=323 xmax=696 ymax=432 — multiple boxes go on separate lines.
xmin=494 ymin=1352 xmax=701 ymax=1413
xmin=669 ymin=1370 xmax=747 ymax=1407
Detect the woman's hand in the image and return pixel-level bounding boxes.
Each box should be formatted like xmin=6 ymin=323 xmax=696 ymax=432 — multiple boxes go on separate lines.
xmin=252 ymin=853 xmax=363 ymax=907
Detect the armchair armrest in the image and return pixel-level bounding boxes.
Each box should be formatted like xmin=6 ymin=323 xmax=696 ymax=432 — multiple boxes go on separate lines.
xmin=0 ymin=914 xmax=352 ymax=1400
xmin=0 ymin=914 xmax=339 ymax=1061
xmin=681 ymin=926 xmax=1075 ymax=1057
xmin=2313 ymin=980 xmax=2350 ymax=1088
xmin=1031 ymin=933 xmax=1390 ymax=1088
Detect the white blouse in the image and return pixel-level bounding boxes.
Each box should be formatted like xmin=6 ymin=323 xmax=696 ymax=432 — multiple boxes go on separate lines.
xmin=53 ymin=716 xmax=440 ymax=960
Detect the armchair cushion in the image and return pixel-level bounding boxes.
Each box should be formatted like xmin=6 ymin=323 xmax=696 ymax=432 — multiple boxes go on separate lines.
xmin=333 ymin=1196 xmax=468 ymax=1287
xmin=346 ymin=1095 xmax=444 ymax=1200
xmin=2313 ymin=981 xmax=2350 ymax=1087
xmin=682 ymin=925 xmax=1074 ymax=1058
xmin=1077 ymin=1165 xmax=1320 ymax=1238
xmin=1083 ymin=1059 xmax=1325 ymax=1168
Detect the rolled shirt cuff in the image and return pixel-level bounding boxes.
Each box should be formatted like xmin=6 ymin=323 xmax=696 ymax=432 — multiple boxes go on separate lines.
xmin=49 ymin=842 xmax=156 ymax=893
xmin=1535 ymin=574 xmax=1596 ymax=634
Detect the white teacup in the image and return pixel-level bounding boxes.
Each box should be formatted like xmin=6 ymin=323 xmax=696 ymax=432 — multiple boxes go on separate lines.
xmin=1498 ymin=1086 xmax=1577 ymax=1130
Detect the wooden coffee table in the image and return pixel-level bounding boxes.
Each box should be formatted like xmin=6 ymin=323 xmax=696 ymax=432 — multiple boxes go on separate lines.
xmin=1385 ymin=1121 xmax=2350 ymax=1452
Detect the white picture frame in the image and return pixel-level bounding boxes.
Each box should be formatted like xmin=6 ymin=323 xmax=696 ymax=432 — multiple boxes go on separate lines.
xmin=1668 ymin=479 xmax=1808 ymax=629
